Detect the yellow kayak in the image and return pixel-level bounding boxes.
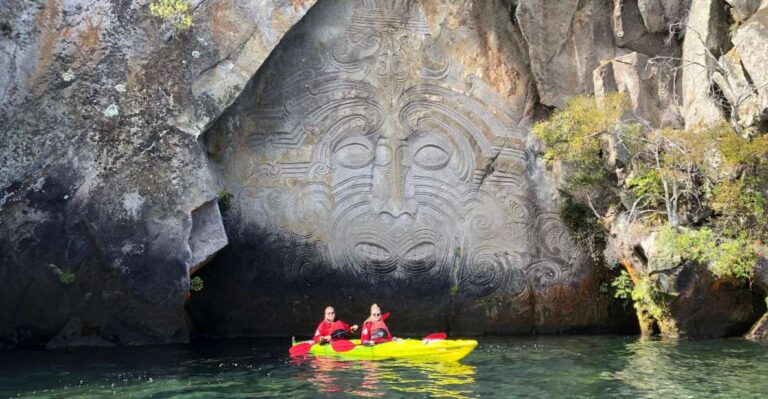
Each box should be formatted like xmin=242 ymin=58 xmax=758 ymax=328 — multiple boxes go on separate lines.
xmin=297 ymin=339 xmax=478 ymax=362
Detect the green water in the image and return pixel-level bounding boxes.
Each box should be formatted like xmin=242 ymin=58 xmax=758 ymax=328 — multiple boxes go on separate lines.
xmin=1 ymin=336 xmax=767 ymax=398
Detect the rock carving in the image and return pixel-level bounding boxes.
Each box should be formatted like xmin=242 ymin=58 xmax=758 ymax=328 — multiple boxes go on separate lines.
xmin=207 ymin=0 xmax=585 ymax=299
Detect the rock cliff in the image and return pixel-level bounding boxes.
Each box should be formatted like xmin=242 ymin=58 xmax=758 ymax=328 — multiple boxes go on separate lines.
xmin=0 ymin=0 xmax=313 ymax=347
xmin=1 ymin=0 xmax=766 ymax=347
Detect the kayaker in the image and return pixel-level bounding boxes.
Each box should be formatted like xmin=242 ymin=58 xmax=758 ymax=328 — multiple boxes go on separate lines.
xmin=314 ymin=306 xmax=358 ymax=344
xmin=360 ymin=304 xmax=391 ymax=345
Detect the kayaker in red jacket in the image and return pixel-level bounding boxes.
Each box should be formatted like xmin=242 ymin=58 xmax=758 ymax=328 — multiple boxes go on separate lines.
xmin=360 ymin=304 xmax=391 ymax=345
xmin=314 ymin=306 xmax=358 ymax=344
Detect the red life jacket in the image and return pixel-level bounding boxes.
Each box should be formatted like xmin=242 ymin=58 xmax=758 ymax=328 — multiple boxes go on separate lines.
xmin=328 ymin=320 xmax=350 ymax=338
xmin=314 ymin=320 xmax=351 ymax=342
xmin=364 ymin=320 xmax=391 ymax=343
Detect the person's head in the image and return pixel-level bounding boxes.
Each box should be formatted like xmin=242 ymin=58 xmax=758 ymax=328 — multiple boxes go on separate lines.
xmin=370 ymin=304 xmax=382 ymax=321
xmin=324 ymin=306 xmax=336 ymax=322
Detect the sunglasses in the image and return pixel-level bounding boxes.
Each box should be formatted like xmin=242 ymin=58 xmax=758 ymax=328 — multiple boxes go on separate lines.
xmin=372 ymin=313 xmax=381 ymax=316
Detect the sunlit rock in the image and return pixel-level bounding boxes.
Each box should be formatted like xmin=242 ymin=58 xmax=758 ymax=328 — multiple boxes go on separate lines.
xmin=593 ymin=51 xmax=684 ymax=129
xmin=732 ymin=7 xmax=768 ymax=124
xmin=515 ymin=0 xmax=616 ymax=107
xmin=681 ymin=0 xmax=731 ymax=128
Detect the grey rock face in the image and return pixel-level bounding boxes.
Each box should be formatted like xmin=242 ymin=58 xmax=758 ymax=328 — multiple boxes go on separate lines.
xmin=611 ymin=0 xmax=677 ymax=55
xmin=190 ymin=0 xmax=622 ymax=337
xmin=516 ymin=0 xmax=616 ymax=107
xmin=0 ymin=0 xmax=311 ymax=347
xmin=712 ymin=48 xmax=762 ymax=134
xmin=661 ymin=262 xmax=763 ymax=338
xmin=594 ymin=51 xmax=684 ymax=128
xmin=732 ymin=7 xmax=768 ymax=124
xmin=745 ymin=256 xmax=768 ymax=341
xmin=745 ymin=312 xmax=768 ymax=340
xmin=606 ymin=216 xmax=764 ymax=338
xmin=681 ymin=0 xmax=731 ymax=128
xmin=725 ymin=0 xmax=763 ymax=20
xmin=754 ymin=257 xmax=768 ymax=292
xmin=175 ymin=0 xmax=316 ymax=137
xmin=637 ymin=0 xmax=692 ymax=33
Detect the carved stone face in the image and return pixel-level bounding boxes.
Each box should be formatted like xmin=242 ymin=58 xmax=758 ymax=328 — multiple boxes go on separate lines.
xmin=208 ymin=0 xmax=582 ymax=296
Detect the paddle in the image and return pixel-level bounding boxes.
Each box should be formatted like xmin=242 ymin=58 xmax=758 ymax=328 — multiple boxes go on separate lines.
xmin=290 ymin=323 xmax=362 ymax=356
xmin=289 ymin=341 xmax=314 ymax=356
xmin=330 ymin=339 xmax=356 ymax=352
xmin=423 ymin=332 xmax=447 ymax=340
xmin=290 ymin=337 xmax=357 ymax=356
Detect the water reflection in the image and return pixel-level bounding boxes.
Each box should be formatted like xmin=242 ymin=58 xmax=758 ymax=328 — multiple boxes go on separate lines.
xmin=605 ymin=337 xmax=768 ymax=398
xmin=2 ymin=337 xmax=768 ymax=398
xmin=293 ymin=356 xmax=477 ymax=398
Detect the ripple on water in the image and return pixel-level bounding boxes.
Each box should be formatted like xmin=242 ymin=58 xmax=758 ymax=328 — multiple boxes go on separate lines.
xmin=1 ymin=336 xmax=767 ymax=398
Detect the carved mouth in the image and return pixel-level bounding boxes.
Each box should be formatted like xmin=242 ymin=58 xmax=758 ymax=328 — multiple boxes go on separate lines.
xmin=402 ymin=242 xmax=436 ymax=262
xmin=355 ymin=242 xmax=392 ymax=262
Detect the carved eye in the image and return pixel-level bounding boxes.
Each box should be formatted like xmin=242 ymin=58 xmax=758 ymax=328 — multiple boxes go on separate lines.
xmin=413 ymin=145 xmax=450 ymax=169
xmin=335 ymin=141 xmax=374 ymax=169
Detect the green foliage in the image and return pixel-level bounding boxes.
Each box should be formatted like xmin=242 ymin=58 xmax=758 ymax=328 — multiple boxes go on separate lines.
xmin=612 ymin=270 xmax=634 ymax=300
xmin=712 ymin=178 xmax=768 ymax=240
xmin=720 ymin=130 xmax=768 ymax=169
xmin=533 ymin=94 xmax=630 ymax=256
xmin=149 ymin=0 xmax=193 ymax=31
xmin=217 ymin=190 xmax=232 ymax=214
xmin=657 ymin=226 xmax=756 ymax=280
xmin=58 ymin=270 xmax=76 ymax=285
xmin=626 ymin=167 xmax=664 ymax=207
xmin=631 ymin=277 xmax=668 ymax=321
xmin=533 ymin=92 xmax=766 ymax=292
xmin=190 ymin=276 xmax=204 ymax=292
xmin=533 ymin=93 xmax=630 ymax=164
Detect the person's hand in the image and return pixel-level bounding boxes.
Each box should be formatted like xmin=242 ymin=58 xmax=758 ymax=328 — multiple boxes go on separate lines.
xmin=351 ymin=324 xmax=358 ymax=332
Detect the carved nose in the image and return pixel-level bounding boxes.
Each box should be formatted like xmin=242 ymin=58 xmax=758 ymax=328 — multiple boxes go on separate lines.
xmin=371 ymin=138 xmax=418 ymax=219
xmin=372 ymin=197 xmax=418 ymax=219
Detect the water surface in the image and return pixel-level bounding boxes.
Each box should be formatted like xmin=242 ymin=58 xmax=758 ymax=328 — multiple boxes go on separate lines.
xmin=2 ymin=336 xmax=767 ymax=398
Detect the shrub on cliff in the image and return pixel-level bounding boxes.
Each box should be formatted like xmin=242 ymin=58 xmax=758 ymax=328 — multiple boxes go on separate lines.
xmin=149 ymin=0 xmax=193 ymax=31
xmin=533 ymin=94 xmax=767 ymax=297
xmin=190 ymin=276 xmax=204 ymax=292
xmin=656 ymin=227 xmax=756 ymax=280
xmin=533 ymin=93 xmax=631 ymax=259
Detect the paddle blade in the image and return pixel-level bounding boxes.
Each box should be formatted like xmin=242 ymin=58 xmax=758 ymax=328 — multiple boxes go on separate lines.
xmin=423 ymin=332 xmax=447 ymax=340
xmin=331 ymin=339 xmax=356 ymax=352
xmin=381 ymin=312 xmax=390 ymax=321
xmin=289 ymin=342 xmax=313 ymax=356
